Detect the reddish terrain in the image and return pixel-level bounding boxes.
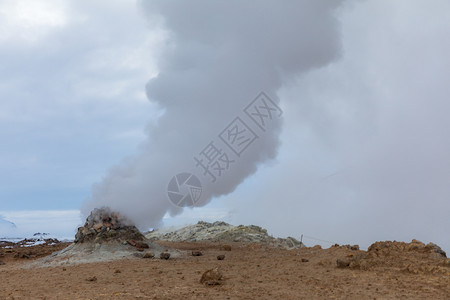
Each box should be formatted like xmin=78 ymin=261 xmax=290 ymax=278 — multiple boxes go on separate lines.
xmin=1 ymin=239 xmax=449 ymax=299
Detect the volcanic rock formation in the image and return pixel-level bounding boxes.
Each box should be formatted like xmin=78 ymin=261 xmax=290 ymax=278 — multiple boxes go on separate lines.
xmin=75 ymin=207 xmax=145 ymax=244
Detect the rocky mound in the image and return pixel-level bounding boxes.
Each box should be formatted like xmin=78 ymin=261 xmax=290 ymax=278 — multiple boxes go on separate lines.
xmin=336 ymin=239 xmax=450 ymax=275
xmin=74 ymin=207 xmax=144 ymax=244
xmin=146 ymin=221 xmax=304 ymax=249
xmin=29 ymin=208 xmax=179 ymax=267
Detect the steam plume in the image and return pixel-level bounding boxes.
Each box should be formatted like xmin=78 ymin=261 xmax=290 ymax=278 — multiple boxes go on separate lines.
xmin=82 ymin=0 xmax=345 ymax=229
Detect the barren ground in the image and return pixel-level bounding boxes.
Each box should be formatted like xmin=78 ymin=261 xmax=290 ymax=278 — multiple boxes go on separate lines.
xmin=1 ymin=241 xmax=449 ymax=299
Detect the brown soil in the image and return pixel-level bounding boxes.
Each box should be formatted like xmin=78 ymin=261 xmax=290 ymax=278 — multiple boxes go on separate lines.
xmin=1 ymin=240 xmax=449 ymax=299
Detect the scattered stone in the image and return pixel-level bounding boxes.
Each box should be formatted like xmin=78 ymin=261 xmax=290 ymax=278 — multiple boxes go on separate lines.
xmin=301 ymin=258 xmax=309 ymax=263
xmin=200 ymin=267 xmax=223 ymax=285
xmin=160 ymin=252 xmax=171 ymax=260
xmin=114 ymin=269 xmax=121 ymax=274
xmin=343 ymin=244 xmax=360 ymax=251
xmin=217 ymin=255 xmax=225 ymax=260
xmin=192 ymin=250 xmax=203 ymax=256
xmin=86 ymin=276 xmax=97 ymax=282
xmin=62 ymin=267 xmax=66 ymax=271
xmin=221 ymin=245 xmax=232 ymax=251
xmin=143 ymin=252 xmax=155 ymax=259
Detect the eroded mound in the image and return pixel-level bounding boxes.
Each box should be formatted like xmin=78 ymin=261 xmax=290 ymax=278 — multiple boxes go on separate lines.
xmin=75 ymin=207 xmax=145 ymax=244
xmin=336 ymin=239 xmax=449 ymax=275
xmin=146 ymin=221 xmax=304 ymax=249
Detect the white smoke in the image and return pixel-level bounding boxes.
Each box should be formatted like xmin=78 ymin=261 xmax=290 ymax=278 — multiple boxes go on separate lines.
xmin=82 ymin=0 xmax=346 ymax=229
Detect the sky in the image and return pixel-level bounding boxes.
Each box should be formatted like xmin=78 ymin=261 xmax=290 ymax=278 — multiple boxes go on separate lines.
xmin=0 ymin=0 xmax=449 ymax=252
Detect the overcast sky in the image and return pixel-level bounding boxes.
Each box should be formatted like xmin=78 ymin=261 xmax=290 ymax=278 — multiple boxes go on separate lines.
xmin=0 ymin=0 xmax=449 ymax=252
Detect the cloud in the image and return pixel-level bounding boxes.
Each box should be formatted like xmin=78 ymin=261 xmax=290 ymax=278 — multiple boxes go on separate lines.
xmin=0 ymin=0 xmax=165 ymax=210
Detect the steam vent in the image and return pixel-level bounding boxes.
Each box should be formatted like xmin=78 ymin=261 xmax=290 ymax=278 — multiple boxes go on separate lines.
xmin=75 ymin=207 xmax=145 ymax=244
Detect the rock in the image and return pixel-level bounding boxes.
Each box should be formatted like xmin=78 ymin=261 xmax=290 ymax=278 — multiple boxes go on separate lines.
xmin=143 ymin=252 xmax=155 ymax=259
xmin=425 ymin=243 xmax=447 ymax=257
xmin=136 ymin=242 xmax=149 ymax=249
xmin=301 ymin=258 xmax=309 ymax=263
xmin=0 ymin=260 xmax=5 ymax=265
xmin=336 ymin=258 xmax=351 ymax=268
xmin=221 ymin=245 xmax=232 ymax=251
xmin=217 ymin=255 xmax=225 ymax=260
xmin=93 ymin=223 xmax=103 ymax=232
xmin=192 ymin=250 xmax=203 ymax=256
xmin=86 ymin=276 xmax=97 ymax=282
xmin=160 ymin=252 xmax=171 ymax=260
xmin=350 ymin=245 xmax=360 ymax=251
xmin=114 ymin=269 xmax=121 ymax=273
xmin=200 ymin=267 xmax=223 ymax=285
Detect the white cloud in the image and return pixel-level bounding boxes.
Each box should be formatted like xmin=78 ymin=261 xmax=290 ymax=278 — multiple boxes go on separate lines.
xmin=0 ymin=0 xmax=68 ymax=43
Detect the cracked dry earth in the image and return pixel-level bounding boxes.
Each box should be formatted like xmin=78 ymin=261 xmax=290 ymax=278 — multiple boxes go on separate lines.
xmin=1 ymin=241 xmax=449 ymax=299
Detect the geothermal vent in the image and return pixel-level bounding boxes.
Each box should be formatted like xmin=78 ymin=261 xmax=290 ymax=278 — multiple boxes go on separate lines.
xmin=74 ymin=207 xmax=145 ymax=244
xmin=34 ymin=207 xmax=176 ymax=267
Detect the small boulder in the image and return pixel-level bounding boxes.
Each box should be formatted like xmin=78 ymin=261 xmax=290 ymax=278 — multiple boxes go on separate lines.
xmin=200 ymin=267 xmax=223 ymax=285
xmin=301 ymin=258 xmax=309 ymax=263
xmin=217 ymin=255 xmax=225 ymax=260
xmin=192 ymin=250 xmax=203 ymax=256
xmin=221 ymin=245 xmax=232 ymax=251
xmin=86 ymin=276 xmax=97 ymax=282
xmin=143 ymin=252 xmax=155 ymax=259
xmin=0 ymin=260 xmax=5 ymax=265
xmin=160 ymin=252 xmax=171 ymax=260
